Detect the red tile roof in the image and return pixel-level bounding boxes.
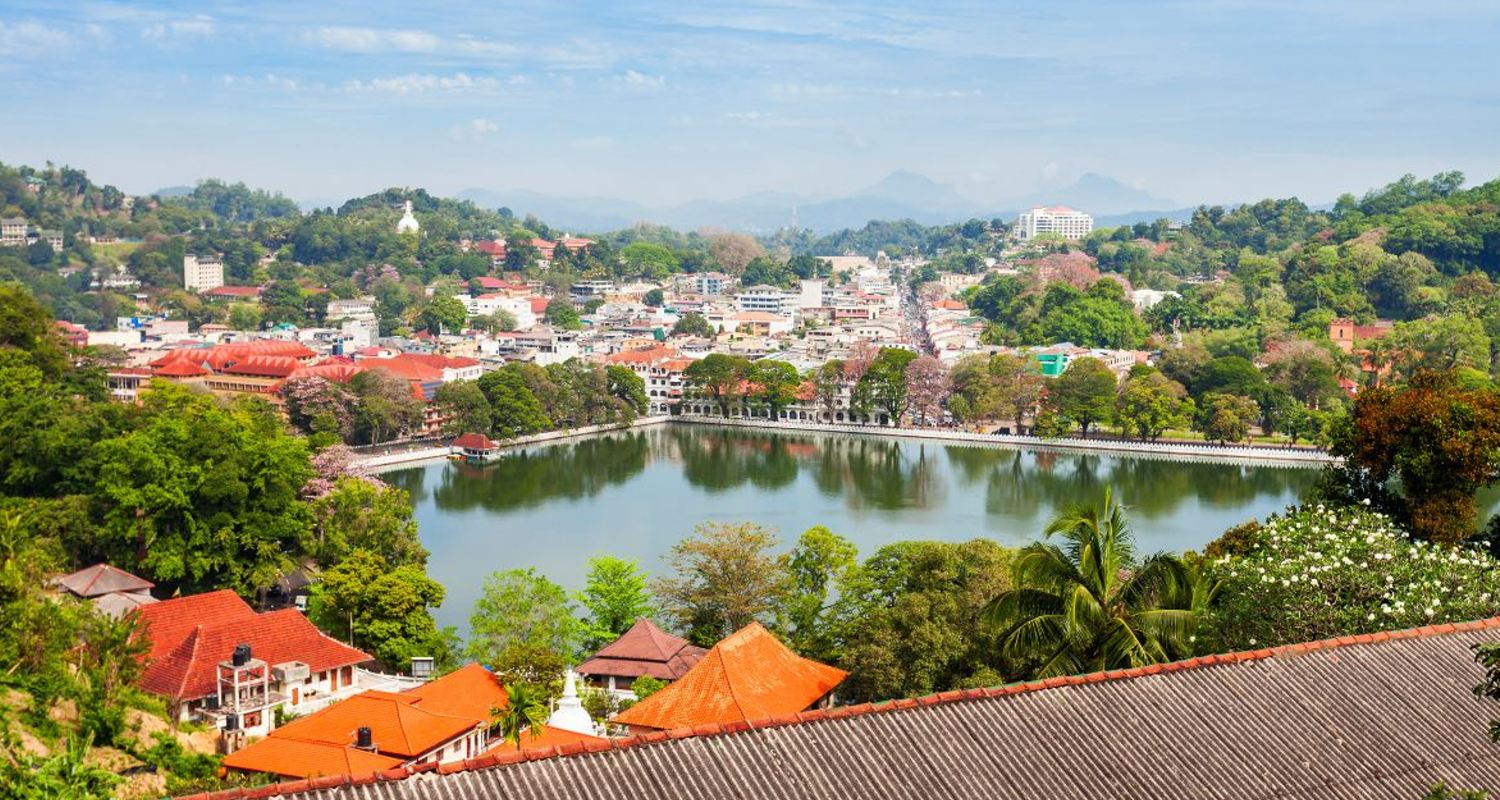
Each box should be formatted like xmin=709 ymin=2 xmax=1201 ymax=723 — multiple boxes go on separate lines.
xmin=219 ymin=737 xmax=404 ymax=780
xmin=450 ymin=433 xmax=500 ymax=451
xmin=268 ymin=690 xmax=477 ymax=759
xmin=134 ymin=596 xmax=368 ymax=702
xmin=153 ymin=359 xmax=211 ymax=377
xmin=220 ymin=355 xmax=303 ymax=378
xmin=577 ymin=618 xmax=706 ymax=682
xmin=610 ymin=622 xmax=845 ymax=731
xmin=54 ymin=563 xmax=154 ymax=598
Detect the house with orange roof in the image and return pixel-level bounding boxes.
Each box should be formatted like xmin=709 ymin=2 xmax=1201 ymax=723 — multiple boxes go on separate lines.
xmin=576 ymin=618 xmax=707 ymax=697
xmin=603 ymin=346 xmax=689 ymax=414
xmin=131 ymin=590 xmax=370 ymax=737
xmin=610 ymin=622 xmax=846 ymax=734
xmin=222 ymin=662 xmax=603 ymax=779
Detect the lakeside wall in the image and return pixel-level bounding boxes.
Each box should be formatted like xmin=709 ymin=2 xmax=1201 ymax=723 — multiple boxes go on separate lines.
xmin=671 ymin=415 xmax=1335 ymax=466
xmin=353 ymin=415 xmax=672 ymax=471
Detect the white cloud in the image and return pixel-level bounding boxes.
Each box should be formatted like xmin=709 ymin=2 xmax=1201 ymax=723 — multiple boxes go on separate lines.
xmin=264 ymin=73 xmax=299 ymax=91
xmin=344 ymin=72 xmax=499 ymax=94
xmin=306 ymin=26 xmax=438 ymax=53
xmin=142 ymin=16 xmax=215 ymax=42
xmin=0 ymin=20 xmax=72 ymax=58
xmin=614 ymin=70 xmax=664 ymax=91
xmin=450 ymin=118 xmax=501 ymax=141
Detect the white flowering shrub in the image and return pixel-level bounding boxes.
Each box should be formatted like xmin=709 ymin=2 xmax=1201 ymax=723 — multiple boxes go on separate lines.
xmin=1202 ymin=503 xmax=1500 ymax=651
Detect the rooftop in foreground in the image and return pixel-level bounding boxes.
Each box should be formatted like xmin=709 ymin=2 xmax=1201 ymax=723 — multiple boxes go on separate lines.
xmin=175 ymin=617 xmax=1500 ymax=800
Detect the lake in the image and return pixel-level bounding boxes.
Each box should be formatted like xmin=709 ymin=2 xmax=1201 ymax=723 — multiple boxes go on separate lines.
xmin=382 ymin=426 xmax=1323 ymax=633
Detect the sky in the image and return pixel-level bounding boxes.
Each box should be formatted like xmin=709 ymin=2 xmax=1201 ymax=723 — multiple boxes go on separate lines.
xmin=2 ymin=0 xmax=1499 ymax=210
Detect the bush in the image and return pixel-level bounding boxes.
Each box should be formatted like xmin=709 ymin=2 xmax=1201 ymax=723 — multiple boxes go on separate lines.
xmin=1202 ymin=503 xmax=1500 ymax=651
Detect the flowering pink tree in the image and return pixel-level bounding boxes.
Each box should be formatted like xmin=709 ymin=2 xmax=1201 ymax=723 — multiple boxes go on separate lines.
xmin=281 ymin=376 xmax=355 ymax=441
xmin=905 ymin=355 xmax=951 ymax=427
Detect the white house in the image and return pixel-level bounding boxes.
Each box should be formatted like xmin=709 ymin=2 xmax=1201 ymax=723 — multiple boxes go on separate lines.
xmin=183 ymin=254 xmax=225 ymax=293
xmin=1016 ymin=206 xmax=1094 ymax=240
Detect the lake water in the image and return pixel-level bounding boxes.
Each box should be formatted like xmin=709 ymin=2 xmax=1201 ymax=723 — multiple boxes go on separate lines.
xmin=383 ymin=426 xmax=1323 ymax=633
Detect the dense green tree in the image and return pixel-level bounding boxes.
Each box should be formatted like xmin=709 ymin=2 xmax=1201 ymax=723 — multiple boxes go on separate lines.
xmin=983 ymin=489 xmax=1199 ymax=678
xmin=478 ymin=367 xmax=552 ymax=438
xmin=543 ymin=299 xmax=582 ymax=330
xmin=348 ymin=368 xmax=425 ymax=444
xmin=654 ymin=522 xmax=789 ymax=647
xmin=605 ymin=365 xmax=648 ymax=418
xmin=642 ymin=288 xmax=665 ymax=307
xmin=576 ymin=556 xmax=656 ymax=649
xmin=433 ymin=379 xmax=493 ymax=436
xmin=854 ymin=348 xmax=917 ymax=423
xmin=419 ymin=294 xmax=468 ymax=334
xmin=307 ymin=477 xmax=426 ymax=567
xmin=1115 ymin=372 xmax=1193 ymax=441
xmin=684 ymin=353 xmax=750 ymax=415
xmin=468 ymin=568 xmax=586 ymax=666
xmin=672 ymin=311 xmax=713 ymax=338
xmin=310 ymin=550 xmax=454 ymax=670
xmin=1196 ymin=392 xmax=1259 ymax=443
xmin=621 ymin=242 xmax=680 ymax=279
xmin=1047 ymin=357 xmax=1117 ymax=436
xmin=746 ymin=359 xmax=802 ymax=417
xmin=781 ymin=526 xmax=858 ymax=660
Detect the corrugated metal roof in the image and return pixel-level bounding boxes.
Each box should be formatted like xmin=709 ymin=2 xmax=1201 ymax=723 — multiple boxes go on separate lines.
xmin=175 ymin=619 xmax=1500 ymax=800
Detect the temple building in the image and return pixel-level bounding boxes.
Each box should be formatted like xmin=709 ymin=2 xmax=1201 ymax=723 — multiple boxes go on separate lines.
xmin=397 ymin=200 xmax=420 ymax=235
xmin=576 ymin=617 xmax=707 ymax=698
xmin=610 ymin=622 xmax=845 ymax=733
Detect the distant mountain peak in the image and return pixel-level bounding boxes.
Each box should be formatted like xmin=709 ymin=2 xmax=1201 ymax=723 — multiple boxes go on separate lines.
xmin=1012 ymin=173 xmax=1175 ymax=216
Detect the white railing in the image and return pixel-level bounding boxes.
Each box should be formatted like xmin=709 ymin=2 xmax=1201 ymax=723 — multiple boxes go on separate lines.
xmin=353 ymin=415 xmax=672 ymax=471
xmin=669 ymin=415 xmax=1334 ymax=465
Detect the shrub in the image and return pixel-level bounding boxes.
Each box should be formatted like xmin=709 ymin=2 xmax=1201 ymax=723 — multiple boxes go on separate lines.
xmin=1202 ymin=503 xmax=1500 ymax=651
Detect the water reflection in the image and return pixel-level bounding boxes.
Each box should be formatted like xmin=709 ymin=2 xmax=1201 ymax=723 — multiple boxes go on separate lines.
xmin=382 ymin=427 xmax=1322 ymax=632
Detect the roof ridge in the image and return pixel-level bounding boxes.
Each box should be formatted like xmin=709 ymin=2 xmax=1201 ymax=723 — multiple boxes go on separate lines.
xmin=172 ymin=616 xmax=1500 ymax=800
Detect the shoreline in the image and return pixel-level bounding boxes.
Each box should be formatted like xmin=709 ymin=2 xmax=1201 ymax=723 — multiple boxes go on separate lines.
xmin=353 ymin=415 xmax=672 ymax=472
xmin=355 ymin=413 xmax=1333 ymax=472
xmin=670 ymin=415 xmax=1335 ymax=467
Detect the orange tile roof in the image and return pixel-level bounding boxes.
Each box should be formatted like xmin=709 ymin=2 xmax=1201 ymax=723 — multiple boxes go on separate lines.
xmin=577 ymin=618 xmax=706 ymax=682
xmin=610 ymin=622 xmax=845 ymax=731
xmin=603 ymin=346 xmax=679 ymax=365
xmin=270 ymin=691 xmax=477 ymax=758
xmin=355 ymin=358 xmax=442 ymax=382
xmin=477 ymin=725 xmax=604 ymax=757
xmin=135 ymin=600 xmax=369 ymax=702
xmin=153 ymin=359 xmax=211 ymax=377
xmin=220 ymin=736 xmax=404 ymax=779
xmin=402 ymin=663 xmax=508 ymax=719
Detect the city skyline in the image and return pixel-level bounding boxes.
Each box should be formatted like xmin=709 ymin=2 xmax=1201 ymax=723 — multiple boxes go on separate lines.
xmin=2 ymin=1 xmax=1498 ymax=211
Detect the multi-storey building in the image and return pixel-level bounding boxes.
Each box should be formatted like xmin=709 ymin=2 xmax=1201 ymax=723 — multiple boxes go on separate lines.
xmin=1015 ymin=205 xmax=1094 ymax=240
xmin=183 ymin=254 xmax=226 ymax=292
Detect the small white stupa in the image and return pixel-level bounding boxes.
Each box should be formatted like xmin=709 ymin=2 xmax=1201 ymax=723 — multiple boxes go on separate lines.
xmin=396 ymin=199 xmax=420 ymax=235
xmin=548 ymin=668 xmax=595 ymax=736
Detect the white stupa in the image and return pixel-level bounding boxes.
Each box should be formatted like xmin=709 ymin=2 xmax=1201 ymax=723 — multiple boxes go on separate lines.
xmin=396 ymin=200 xmax=420 ymax=235
xmin=548 ymin=668 xmax=595 ymax=735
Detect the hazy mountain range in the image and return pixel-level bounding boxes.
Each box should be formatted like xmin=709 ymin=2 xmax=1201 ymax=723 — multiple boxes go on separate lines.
xmin=452 ymin=171 xmax=1197 ymax=235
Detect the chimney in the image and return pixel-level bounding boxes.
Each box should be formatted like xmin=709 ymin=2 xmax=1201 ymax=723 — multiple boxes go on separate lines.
xmin=232 ymin=643 xmax=252 ymax=666
xmin=355 ymin=726 xmax=374 ymax=750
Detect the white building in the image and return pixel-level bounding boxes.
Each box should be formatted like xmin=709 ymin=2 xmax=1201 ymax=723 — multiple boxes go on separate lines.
xmin=736 ymin=285 xmax=788 ymax=314
xmin=325 ymin=297 xmax=377 ymax=321
xmin=694 ymin=272 xmax=731 ymax=296
xmin=1016 ymin=205 xmax=1094 ymax=240
xmin=463 ymin=294 xmax=537 ymax=330
xmin=396 ymin=200 xmax=420 ymax=235
xmin=0 ymin=217 xmax=26 ymax=246
xmin=183 ymin=254 xmax=225 ymax=293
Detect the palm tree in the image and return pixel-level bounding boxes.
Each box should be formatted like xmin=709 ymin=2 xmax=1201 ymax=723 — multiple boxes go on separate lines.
xmin=982 ymin=488 xmax=1202 ymax=678
xmin=493 ymin=683 xmax=549 ymax=750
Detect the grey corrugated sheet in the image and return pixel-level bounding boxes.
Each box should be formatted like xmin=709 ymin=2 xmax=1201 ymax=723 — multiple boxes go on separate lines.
xmin=236 ymin=626 xmax=1500 ymax=800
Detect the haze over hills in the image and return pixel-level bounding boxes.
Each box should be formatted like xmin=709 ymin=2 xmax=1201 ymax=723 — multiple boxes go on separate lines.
xmin=455 ymin=170 xmax=1197 ymax=235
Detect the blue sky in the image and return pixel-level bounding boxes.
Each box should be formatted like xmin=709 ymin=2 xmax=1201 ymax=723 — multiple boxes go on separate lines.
xmin=2 ymin=0 xmax=1498 ymax=208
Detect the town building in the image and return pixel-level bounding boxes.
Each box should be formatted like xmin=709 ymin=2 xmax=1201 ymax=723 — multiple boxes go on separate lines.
xmin=50 ymin=563 xmax=157 ymax=619
xmin=1328 ymin=317 xmax=1395 ymax=355
xmin=735 ymin=285 xmax=789 ymax=314
xmin=611 ymin=622 xmax=846 ymax=733
xmin=0 ymin=216 xmax=26 ymax=246
xmin=603 ymin=347 xmax=691 ymax=415
xmin=1015 ymin=205 xmax=1094 ymax=240
xmin=183 ymin=254 xmax=226 ymax=293
xmin=450 ymin=432 xmax=502 ymax=462
xmin=576 ymin=617 xmax=707 ymax=697
xmin=694 ymin=272 xmax=732 ymax=296
xmin=397 ymin=200 xmax=420 ymax=235
xmin=132 ymin=590 xmax=370 ymax=737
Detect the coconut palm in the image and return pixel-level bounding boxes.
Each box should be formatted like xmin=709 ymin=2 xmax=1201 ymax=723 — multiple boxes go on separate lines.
xmin=982 ymin=488 xmax=1201 ymax=678
xmin=493 ymin=683 xmax=549 ymax=750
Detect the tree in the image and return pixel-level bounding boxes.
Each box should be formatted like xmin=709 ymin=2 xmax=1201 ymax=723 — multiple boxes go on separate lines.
xmin=671 ymin=312 xmax=713 ymax=338
xmin=812 ymin=359 xmax=847 ymax=421
xmin=433 ymin=379 xmax=492 ymax=436
xmin=280 ymin=376 xmax=355 ymax=442
xmin=1196 ymin=392 xmax=1259 ymax=444
xmin=1261 ymin=339 xmax=1341 ymax=408
xmin=684 ymin=353 xmax=749 ymax=415
xmin=493 ymin=683 xmax=549 ymax=750
xmin=854 ymin=348 xmax=917 ymax=423
xmin=543 ymin=299 xmax=582 ymax=330
xmin=1115 ymin=372 xmax=1193 ymax=441
xmin=478 ymin=368 xmax=552 ymax=438
xmin=781 ymin=526 xmax=857 ymax=660
xmin=1047 ymin=357 xmax=1117 ymax=436
xmin=310 ymin=550 xmax=454 ymax=670
xmin=577 ymin=556 xmax=656 ymax=649
xmin=1194 ymin=356 xmax=1268 ymax=399
xmin=348 ymin=368 xmax=425 ymax=444
xmin=654 ymin=522 xmax=789 ymax=646
xmin=467 ymin=568 xmax=585 ymax=666
xmin=989 ymin=354 xmax=1045 ymax=433
xmin=621 ymin=242 xmax=680 ymax=279
xmin=904 ymin=355 xmax=950 ymax=426
xmin=746 ymin=359 xmax=801 ymax=417
xmin=1385 ymin=315 xmax=1492 ymax=379
xmin=606 ymin=365 xmax=649 ymax=418
xmin=707 ymin=232 xmax=764 ymax=274
xmin=642 ymin=288 xmax=665 ymax=307
xmin=982 ymin=489 xmax=1199 ymax=678
xmin=420 ymin=294 xmax=468 ymax=334
xmin=1326 ymin=371 xmax=1500 ymax=546
xmin=307 ymin=477 xmax=426 ymax=567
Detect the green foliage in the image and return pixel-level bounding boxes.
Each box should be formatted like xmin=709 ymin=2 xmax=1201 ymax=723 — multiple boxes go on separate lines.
xmin=1475 ymin=642 xmax=1500 ymax=744
xmin=543 ymin=299 xmax=582 ymax=330
xmin=854 ymin=348 xmax=917 ymax=422
xmin=477 ymin=366 xmax=552 ymax=438
xmin=419 ymin=294 xmax=468 ymax=334
xmin=1046 ymin=357 xmax=1117 ymax=436
xmin=433 ymin=379 xmax=492 ymax=436
xmin=1115 ymin=371 xmax=1193 ymax=440
xmin=782 ymin=526 xmax=858 ymax=660
xmin=494 ymin=683 xmax=550 ymax=751
xmin=983 ymin=489 xmax=1202 ymax=678
xmin=307 ymin=477 xmax=426 ymax=567
xmin=0 ymin=734 xmax=119 ymax=800
xmin=347 ymin=368 xmax=425 ymax=445
xmin=468 ymin=568 xmax=585 ymax=670
xmin=577 ymin=556 xmax=656 ymax=650
xmin=309 ymin=549 xmax=455 ymax=670
xmin=1196 ymin=392 xmax=1259 ymax=443
xmin=653 ymin=522 xmax=789 ymax=647
xmin=671 ymin=311 xmax=713 ymax=338
xmin=629 ymin=676 xmax=666 ymax=700
xmin=684 ymin=353 xmax=751 ymax=414
xmin=1201 ymin=504 xmax=1500 ymax=651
